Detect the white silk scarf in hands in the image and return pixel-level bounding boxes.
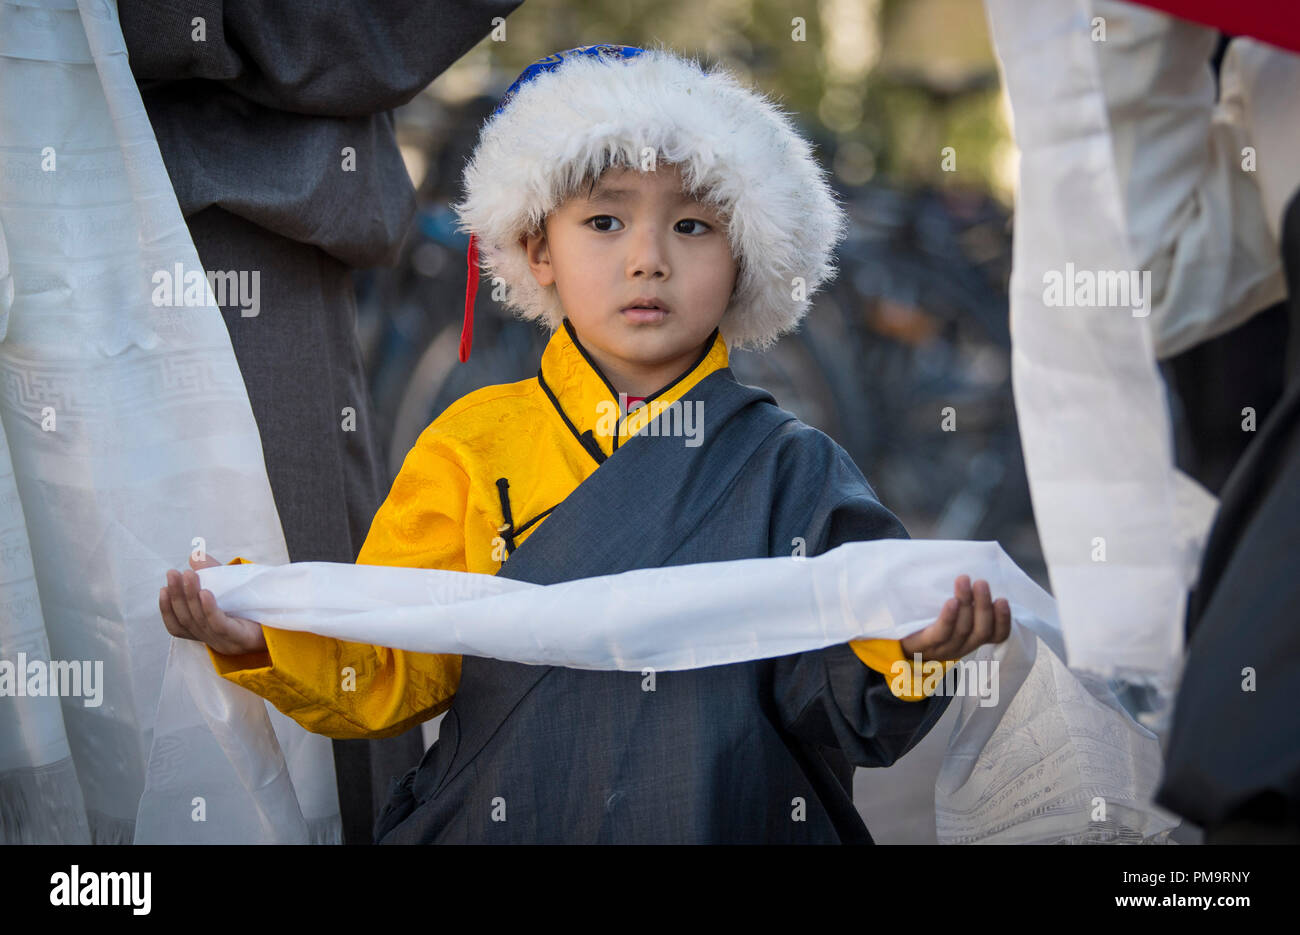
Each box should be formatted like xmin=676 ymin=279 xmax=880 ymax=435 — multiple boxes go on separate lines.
xmin=144 ymin=539 xmax=1179 ymax=844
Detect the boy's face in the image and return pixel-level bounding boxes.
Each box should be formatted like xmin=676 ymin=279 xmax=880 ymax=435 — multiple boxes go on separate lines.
xmin=523 ymin=162 xmax=738 ymax=397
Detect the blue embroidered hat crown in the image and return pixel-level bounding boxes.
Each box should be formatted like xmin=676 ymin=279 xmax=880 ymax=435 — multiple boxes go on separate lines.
xmin=494 ymin=45 xmax=645 ymax=117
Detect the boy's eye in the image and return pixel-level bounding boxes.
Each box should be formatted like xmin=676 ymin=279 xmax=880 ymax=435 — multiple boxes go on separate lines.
xmin=675 ymin=219 xmax=712 ymax=235
xmin=586 ymin=215 xmax=624 ymax=232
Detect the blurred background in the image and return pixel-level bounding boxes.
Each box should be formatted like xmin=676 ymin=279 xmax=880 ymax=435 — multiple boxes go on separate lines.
xmin=356 ymin=0 xmax=1047 ymax=585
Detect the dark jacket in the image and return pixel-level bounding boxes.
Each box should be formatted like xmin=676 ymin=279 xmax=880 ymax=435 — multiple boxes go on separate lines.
xmin=120 ymin=0 xmax=523 ymax=266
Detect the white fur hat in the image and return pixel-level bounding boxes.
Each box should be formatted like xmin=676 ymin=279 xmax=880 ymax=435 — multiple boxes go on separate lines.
xmin=451 ymin=44 xmax=848 ymax=358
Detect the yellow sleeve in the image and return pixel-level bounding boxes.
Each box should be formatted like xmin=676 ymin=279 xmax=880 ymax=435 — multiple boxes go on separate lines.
xmin=849 ymin=639 xmax=958 ymax=702
xmin=206 ymin=431 xmax=470 ymax=739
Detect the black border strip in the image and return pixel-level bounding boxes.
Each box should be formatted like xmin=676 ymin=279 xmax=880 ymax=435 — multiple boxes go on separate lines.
xmin=515 ymin=504 xmax=557 ymax=537
xmin=538 ymin=367 xmax=607 ymax=465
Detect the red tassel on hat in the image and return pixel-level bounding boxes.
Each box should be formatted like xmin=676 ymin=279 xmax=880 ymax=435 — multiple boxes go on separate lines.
xmin=460 ymin=232 xmax=479 ymax=362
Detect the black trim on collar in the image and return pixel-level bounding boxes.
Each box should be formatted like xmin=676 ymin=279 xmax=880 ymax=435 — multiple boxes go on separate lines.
xmin=538 ymin=368 xmax=608 ymax=466
xmin=638 ymin=326 xmax=721 ymax=410
xmin=515 ymin=504 xmax=557 ymax=537
xmin=562 ymin=317 xmax=622 ymax=408
xmin=557 ymin=318 xmax=722 ymax=453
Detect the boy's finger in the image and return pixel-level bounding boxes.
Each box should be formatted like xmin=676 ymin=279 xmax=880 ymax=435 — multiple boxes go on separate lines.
xmin=994 ymin=598 xmax=1012 ymax=642
xmin=924 ymin=605 xmax=971 ymax=660
xmin=162 ymin=584 xmax=209 ymax=646
xmin=165 ymin=570 xmax=197 ymax=630
xmin=159 ymin=587 xmax=187 ymax=638
xmin=181 ymin=569 xmax=207 ymax=633
xmin=900 ymin=598 xmax=957 ymax=657
xmin=967 ymin=579 xmax=995 ymax=649
xmin=945 ymin=578 xmax=975 ymax=654
xmin=198 ymin=590 xmax=242 ymax=654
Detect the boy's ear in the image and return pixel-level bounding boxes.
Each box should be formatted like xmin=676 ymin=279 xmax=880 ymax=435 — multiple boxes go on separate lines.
xmin=522 ymin=227 xmax=555 ymax=288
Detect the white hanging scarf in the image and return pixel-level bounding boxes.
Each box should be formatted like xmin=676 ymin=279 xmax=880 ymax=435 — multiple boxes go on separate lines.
xmin=0 ymin=0 xmax=339 ymax=843
xmin=142 ymin=539 xmax=1180 ymax=844
xmin=981 ymin=0 xmax=1255 ymax=693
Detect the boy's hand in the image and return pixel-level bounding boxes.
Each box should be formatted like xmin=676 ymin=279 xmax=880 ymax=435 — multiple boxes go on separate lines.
xmin=900 ymin=575 xmax=1011 ymax=662
xmin=159 ymin=554 xmax=268 ymax=656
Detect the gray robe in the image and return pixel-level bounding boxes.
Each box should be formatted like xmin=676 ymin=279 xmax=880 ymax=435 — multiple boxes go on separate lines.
xmin=374 ymin=367 xmax=953 ymax=844
xmin=118 ymin=0 xmax=525 ymax=843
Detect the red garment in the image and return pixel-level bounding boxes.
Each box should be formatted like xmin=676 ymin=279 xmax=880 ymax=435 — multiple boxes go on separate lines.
xmin=1126 ymin=0 xmax=1300 ymax=54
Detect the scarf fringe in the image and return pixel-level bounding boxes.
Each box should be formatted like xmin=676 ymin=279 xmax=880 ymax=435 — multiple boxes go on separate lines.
xmin=88 ymin=810 xmax=138 ymax=845
xmin=1050 ymin=819 xmax=1175 ymax=845
xmin=308 ymin=815 xmax=343 ymax=845
xmin=0 ymin=759 xmax=91 ymax=844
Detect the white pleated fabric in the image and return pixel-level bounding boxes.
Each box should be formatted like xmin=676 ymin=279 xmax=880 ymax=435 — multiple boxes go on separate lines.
xmin=151 ymin=539 xmax=1180 ymax=844
xmin=0 ymin=0 xmax=339 ymax=843
xmin=981 ymin=0 xmax=1264 ymax=692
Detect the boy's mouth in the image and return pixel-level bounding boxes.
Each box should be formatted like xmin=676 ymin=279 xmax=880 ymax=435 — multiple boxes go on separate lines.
xmin=621 ymin=298 xmax=670 ymax=323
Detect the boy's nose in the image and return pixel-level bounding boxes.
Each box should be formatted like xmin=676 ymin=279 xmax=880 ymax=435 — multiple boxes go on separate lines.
xmin=626 ymin=226 xmax=670 ymax=280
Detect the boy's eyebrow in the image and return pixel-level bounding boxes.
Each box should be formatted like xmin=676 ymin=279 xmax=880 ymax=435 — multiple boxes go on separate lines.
xmin=586 ymin=185 xmax=712 ymax=209
xmin=586 ymin=186 xmax=634 ymax=202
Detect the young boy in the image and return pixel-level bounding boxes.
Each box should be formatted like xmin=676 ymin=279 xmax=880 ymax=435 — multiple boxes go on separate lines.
xmin=160 ymin=44 xmax=1011 ymax=844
